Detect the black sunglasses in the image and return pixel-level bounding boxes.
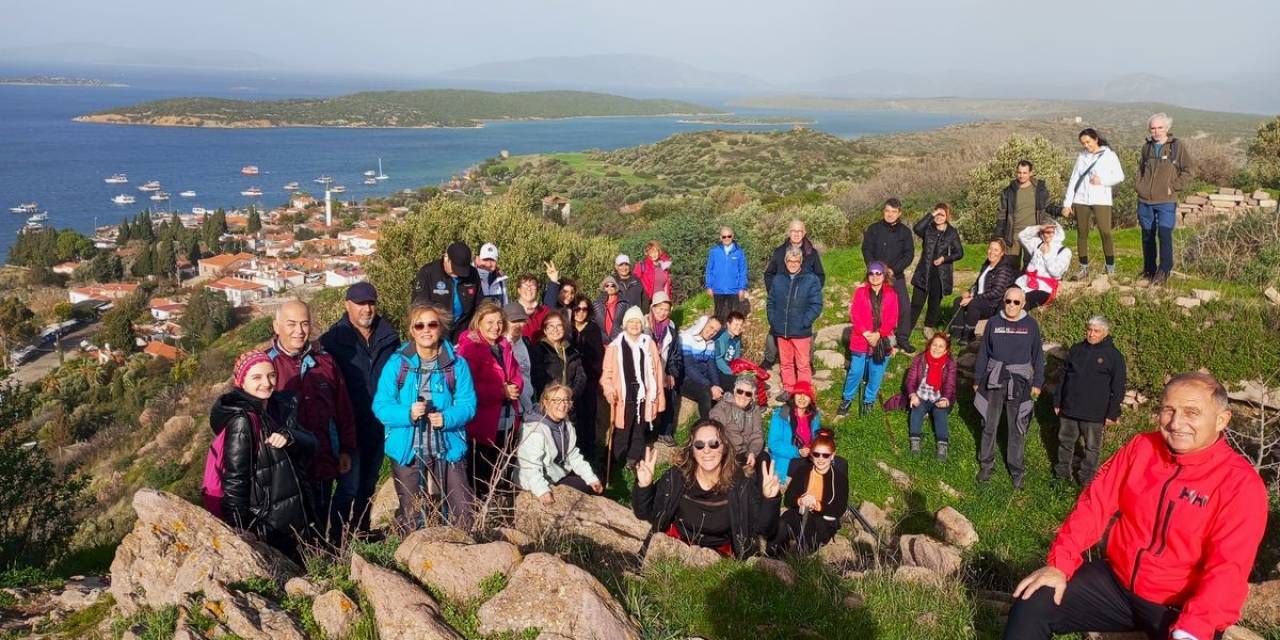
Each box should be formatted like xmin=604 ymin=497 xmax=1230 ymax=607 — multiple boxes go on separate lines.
xmin=692 ymin=439 xmax=721 ymax=450
xmin=734 ymin=389 xmax=753 ymax=397
xmin=868 ymin=271 xmax=884 ymax=276
xmin=1003 ymin=299 xmax=1024 ymax=306
xmin=721 ymin=234 xmax=734 ymax=239
xmin=574 ymin=306 xmax=591 ymax=312
xmin=412 ymin=320 xmax=442 ymax=331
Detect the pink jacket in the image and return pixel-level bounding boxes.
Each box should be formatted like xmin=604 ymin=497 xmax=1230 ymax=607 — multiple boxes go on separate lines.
xmin=600 ymin=333 xmax=666 ymax=428
xmin=848 ymin=282 xmax=899 ymax=354
xmin=634 ymin=253 xmax=673 ymax=299
xmin=454 ymin=329 xmax=524 ymax=445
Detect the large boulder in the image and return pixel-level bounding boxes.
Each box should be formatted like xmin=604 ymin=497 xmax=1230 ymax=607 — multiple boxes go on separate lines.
xmin=934 ymin=507 xmax=979 ymax=550
xmin=369 ymin=478 xmax=399 ymax=531
xmin=642 ymin=532 xmax=723 ymax=570
xmin=110 ymin=489 xmax=299 ymax=615
xmin=313 ymin=590 xmax=360 ymax=640
xmin=477 ymin=552 xmax=640 ymax=640
xmin=898 ymin=534 xmax=964 ymax=577
xmin=349 ymin=553 xmax=462 ymax=640
xmin=817 ymin=535 xmax=857 ymax=569
xmin=513 ymin=484 xmax=651 ymax=558
xmin=1243 ymin=580 xmax=1280 ymax=627
xmin=814 ymin=323 xmax=850 ymax=348
xmin=746 ymin=556 xmax=796 ymax=586
xmin=201 ymin=581 xmax=305 ymax=640
xmin=395 ymin=535 xmax=522 ymax=602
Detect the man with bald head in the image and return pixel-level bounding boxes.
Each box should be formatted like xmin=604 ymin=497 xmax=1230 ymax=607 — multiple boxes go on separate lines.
xmin=1006 ymin=372 xmax=1267 ymax=640
xmin=973 ymin=286 xmax=1044 ymax=490
xmin=269 ymin=299 xmax=357 ymax=542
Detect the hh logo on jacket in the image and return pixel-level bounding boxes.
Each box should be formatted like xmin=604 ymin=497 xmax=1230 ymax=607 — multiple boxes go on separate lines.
xmin=1179 ymin=487 xmax=1210 ymax=507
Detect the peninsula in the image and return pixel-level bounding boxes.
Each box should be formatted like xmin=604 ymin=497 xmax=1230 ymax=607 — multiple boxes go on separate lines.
xmin=74 ymin=89 xmax=721 ymax=128
xmin=1 ymin=75 xmax=127 ymax=87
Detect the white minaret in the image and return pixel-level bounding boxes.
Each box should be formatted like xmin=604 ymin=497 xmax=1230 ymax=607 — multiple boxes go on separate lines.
xmin=325 ymin=188 xmax=332 ymax=227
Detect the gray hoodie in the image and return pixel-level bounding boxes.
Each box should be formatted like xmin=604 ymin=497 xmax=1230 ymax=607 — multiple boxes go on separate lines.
xmin=708 ymin=395 xmax=763 ymax=457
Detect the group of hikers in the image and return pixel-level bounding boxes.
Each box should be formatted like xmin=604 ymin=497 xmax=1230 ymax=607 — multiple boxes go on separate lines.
xmin=200 ymin=114 xmax=1269 ymax=640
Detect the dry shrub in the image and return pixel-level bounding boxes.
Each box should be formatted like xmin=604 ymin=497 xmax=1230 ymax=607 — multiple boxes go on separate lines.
xmin=1192 ymin=138 xmax=1245 ymax=186
xmin=1181 ymin=208 xmax=1280 ymax=287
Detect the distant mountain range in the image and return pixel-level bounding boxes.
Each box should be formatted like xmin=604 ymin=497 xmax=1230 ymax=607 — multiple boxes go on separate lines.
xmin=0 ymin=42 xmax=276 ymax=71
xmin=435 ymin=54 xmax=770 ymax=93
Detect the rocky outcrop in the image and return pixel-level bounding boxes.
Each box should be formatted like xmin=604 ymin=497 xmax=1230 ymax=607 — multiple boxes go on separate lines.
xmin=642 ymin=531 xmax=723 ymax=570
xmin=395 ymin=535 xmax=522 ymax=601
xmin=746 ymin=556 xmax=797 ymax=586
xmin=369 ymin=478 xmax=399 ymax=531
xmin=477 ymin=552 xmax=640 ymax=640
xmin=934 ymin=506 xmax=979 ymax=550
xmin=513 ymin=484 xmax=651 ymax=557
xmin=110 ymin=489 xmax=299 ymax=615
xmin=1242 ymin=579 xmax=1280 ymax=628
xmin=202 ymin=581 xmax=305 ymax=640
xmin=898 ymin=534 xmax=964 ymax=577
xmin=313 ymin=590 xmax=360 ymax=640
xmin=349 ymin=553 xmax=462 ymax=640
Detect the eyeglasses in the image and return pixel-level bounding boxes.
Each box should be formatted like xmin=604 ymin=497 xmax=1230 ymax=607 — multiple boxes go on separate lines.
xmin=721 ymin=234 xmax=734 ymax=239
xmin=546 ymin=398 xmax=572 ymax=405
xmin=1003 ymin=299 xmax=1024 ymax=306
xmin=811 ymin=451 xmax=833 ymax=459
xmin=734 ymin=389 xmax=753 ymax=397
xmin=691 ymin=439 xmax=721 ymax=450
xmin=412 ymin=321 xmax=442 ymax=331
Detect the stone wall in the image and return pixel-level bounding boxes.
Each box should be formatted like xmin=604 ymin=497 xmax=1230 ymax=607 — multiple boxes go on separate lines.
xmin=1179 ymin=188 xmax=1278 ymax=227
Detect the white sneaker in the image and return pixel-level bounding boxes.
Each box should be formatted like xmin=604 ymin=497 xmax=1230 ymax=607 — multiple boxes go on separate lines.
xmin=1074 ymin=265 xmax=1089 ymax=280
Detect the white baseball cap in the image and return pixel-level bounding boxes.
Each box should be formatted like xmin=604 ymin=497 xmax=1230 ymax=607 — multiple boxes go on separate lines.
xmin=615 ymin=254 xmax=631 ymax=266
xmin=479 ymin=243 xmax=499 ymax=261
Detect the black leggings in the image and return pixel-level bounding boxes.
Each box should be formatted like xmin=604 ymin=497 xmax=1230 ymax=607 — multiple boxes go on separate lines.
xmin=611 ymin=399 xmax=649 ymax=464
xmin=1024 ymin=290 xmax=1051 ymax=310
xmin=909 ymin=268 xmax=944 ymax=332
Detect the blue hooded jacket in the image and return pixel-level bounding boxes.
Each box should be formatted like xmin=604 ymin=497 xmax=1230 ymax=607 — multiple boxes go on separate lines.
xmin=704 ymin=242 xmax=748 ymax=295
xmin=373 ymin=341 xmax=477 ymax=465
xmin=766 ymin=407 xmax=822 ymax=485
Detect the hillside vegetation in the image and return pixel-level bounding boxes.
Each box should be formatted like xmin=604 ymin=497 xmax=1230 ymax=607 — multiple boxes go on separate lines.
xmin=75 ymin=89 xmax=719 ymax=128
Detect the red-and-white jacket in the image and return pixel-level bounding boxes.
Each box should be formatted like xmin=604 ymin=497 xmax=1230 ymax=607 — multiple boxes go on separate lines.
xmin=1047 ymin=432 xmax=1268 ymax=640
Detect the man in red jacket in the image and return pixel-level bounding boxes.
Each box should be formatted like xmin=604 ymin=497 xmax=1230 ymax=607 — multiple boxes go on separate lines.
xmin=1005 ymin=371 xmax=1267 ymax=640
xmin=269 ymin=299 xmax=357 ymax=543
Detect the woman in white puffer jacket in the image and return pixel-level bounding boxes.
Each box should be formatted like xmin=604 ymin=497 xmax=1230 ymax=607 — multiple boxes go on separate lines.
xmin=1063 ymin=128 xmax=1125 ymax=279
xmin=1016 ymin=222 xmax=1072 ymax=310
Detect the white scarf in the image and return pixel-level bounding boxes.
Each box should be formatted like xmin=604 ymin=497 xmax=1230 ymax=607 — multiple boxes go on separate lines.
xmin=612 ymin=332 xmax=656 ymax=403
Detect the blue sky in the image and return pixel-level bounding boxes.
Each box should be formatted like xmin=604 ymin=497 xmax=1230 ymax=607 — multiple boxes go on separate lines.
xmin=3 ymin=0 xmax=1278 ymax=82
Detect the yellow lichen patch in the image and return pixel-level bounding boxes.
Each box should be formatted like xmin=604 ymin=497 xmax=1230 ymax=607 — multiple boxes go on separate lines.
xmin=171 ymin=520 xmax=187 ymax=533
xmin=339 ymin=598 xmax=355 ymax=612
xmin=173 ymin=542 xmax=191 ymax=554
xmin=204 ymin=600 xmax=225 ymax=619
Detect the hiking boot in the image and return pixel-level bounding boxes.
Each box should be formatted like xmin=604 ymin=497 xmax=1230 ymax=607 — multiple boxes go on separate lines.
xmin=935 ymin=441 xmax=949 ymax=462
xmin=976 ymin=467 xmax=992 ymax=484
xmin=837 ymin=399 xmax=852 ymax=417
xmin=899 ymin=342 xmax=916 ymax=355
xmin=1152 ymin=271 xmax=1169 ymax=286
xmin=860 ymin=402 xmax=872 ymax=416
xmin=1073 ymin=264 xmax=1089 ymax=281
xmin=909 ymin=436 xmax=921 ymax=454
xmin=1012 ymin=476 xmax=1025 ymax=491
xmin=759 ymin=359 xmax=776 ymax=371
xmin=1140 ymin=271 xmax=1155 ymax=281
xmin=774 ymin=391 xmax=791 ymax=404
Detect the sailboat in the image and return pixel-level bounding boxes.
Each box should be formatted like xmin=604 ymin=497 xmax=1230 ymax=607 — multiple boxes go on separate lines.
xmin=375 ymin=157 xmax=388 ymax=181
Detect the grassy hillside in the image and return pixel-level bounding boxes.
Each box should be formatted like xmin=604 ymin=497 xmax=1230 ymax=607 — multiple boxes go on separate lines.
xmin=75 ymin=89 xmax=720 ymax=128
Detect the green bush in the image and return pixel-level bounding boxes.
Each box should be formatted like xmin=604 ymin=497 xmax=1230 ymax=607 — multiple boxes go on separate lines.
xmin=367 ymin=195 xmax=618 ymax=332
xmin=959 ymin=135 xmax=1071 ymax=243
xmin=1246 ymin=115 xmax=1280 ymax=189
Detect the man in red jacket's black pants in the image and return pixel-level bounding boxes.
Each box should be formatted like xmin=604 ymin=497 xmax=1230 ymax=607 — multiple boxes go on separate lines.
xmin=1005 ymin=371 xmax=1267 ymax=640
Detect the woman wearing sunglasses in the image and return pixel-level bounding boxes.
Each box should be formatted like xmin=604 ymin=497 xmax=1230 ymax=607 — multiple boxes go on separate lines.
xmin=766 ymin=381 xmax=821 ymax=485
xmin=568 ymin=293 xmax=605 ymax=458
xmin=633 ymin=419 xmax=781 ymax=558
xmin=768 ymin=429 xmax=848 ymax=556
xmin=372 ymin=302 xmax=478 ymax=531
xmin=516 ymin=383 xmax=603 ymax=505
xmin=709 ymin=375 xmax=765 ymax=473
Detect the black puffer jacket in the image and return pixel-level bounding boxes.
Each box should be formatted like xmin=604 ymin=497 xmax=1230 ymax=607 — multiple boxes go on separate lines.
xmin=783 ymin=456 xmax=850 ymax=543
xmin=529 ymin=339 xmax=588 ymax=402
xmin=633 ymin=467 xmax=780 ymax=559
xmin=910 ymin=215 xmax=964 ymax=295
xmin=211 ymin=389 xmax=316 ymax=538
xmin=968 ymin=257 xmax=1018 ymax=307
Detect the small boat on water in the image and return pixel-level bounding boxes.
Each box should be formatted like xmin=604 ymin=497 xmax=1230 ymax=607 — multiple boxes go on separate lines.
xmin=375 ymin=158 xmax=388 ymax=181
xmin=363 ymin=170 xmax=376 ymax=177
xmin=18 ymin=222 xmax=44 ymax=235
xmin=241 ymin=165 xmax=260 ymax=176
xmin=192 ymin=207 xmax=208 ymax=215
xmin=104 ymin=173 xmax=128 ymax=184
xmin=363 ymin=177 xmax=378 ymax=185
xmin=150 ymin=192 xmax=170 ymax=202
xmin=241 ymin=186 xmax=263 ymax=197
xmin=138 ymin=181 xmax=161 ymax=192
xmin=179 ymin=190 xmax=197 ymax=198
xmin=112 ymin=194 xmax=136 ymax=205
xmin=313 ymin=175 xmax=333 ymax=185
xmin=283 ymin=181 xmax=300 ymax=191
xmin=9 ymin=203 xmax=37 ymax=214
xmin=330 ymin=185 xmax=346 ymax=193
xmin=28 ymin=212 xmax=48 ymax=223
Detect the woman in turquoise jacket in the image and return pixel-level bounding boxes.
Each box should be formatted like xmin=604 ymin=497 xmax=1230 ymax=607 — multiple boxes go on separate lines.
xmin=766 ymin=381 xmax=821 ymax=485
xmin=373 ymin=302 xmax=478 ymax=531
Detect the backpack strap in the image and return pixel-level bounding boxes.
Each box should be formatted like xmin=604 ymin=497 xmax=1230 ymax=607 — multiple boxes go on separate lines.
xmin=395 ymin=344 xmax=457 ymax=394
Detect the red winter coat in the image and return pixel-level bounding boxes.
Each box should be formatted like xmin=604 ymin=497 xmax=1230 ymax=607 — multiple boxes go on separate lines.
xmin=1047 ymin=432 xmax=1268 ymax=640
xmin=635 ymin=253 xmax=673 ymax=300
xmin=454 ymin=329 xmax=524 ymax=446
xmin=521 ymin=303 xmax=552 ymax=343
xmin=848 ymin=282 xmax=898 ymax=354
xmin=268 ymin=341 xmax=356 ymax=482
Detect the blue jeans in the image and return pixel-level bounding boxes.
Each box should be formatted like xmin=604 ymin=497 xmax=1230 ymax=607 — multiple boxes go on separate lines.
xmin=908 ymin=400 xmax=951 ymax=441
xmin=1138 ymin=202 xmax=1176 ymax=274
xmin=841 ymin=351 xmax=887 ymax=404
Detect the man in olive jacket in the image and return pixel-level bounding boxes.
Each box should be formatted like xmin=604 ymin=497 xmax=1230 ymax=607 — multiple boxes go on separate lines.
xmin=1052 ymin=315 xmax=1127 ymax=485
xmin=1136 ymin=112 xmax=1193 ymax=286
xmin=995 ymin=160 xmax=1058 ymax=270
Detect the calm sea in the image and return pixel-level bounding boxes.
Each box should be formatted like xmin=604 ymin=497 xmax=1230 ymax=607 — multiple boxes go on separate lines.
xmin=0 ymin=68 xmax=971 ymax=257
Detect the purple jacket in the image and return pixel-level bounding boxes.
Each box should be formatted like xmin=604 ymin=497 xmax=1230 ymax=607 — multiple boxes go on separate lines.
xmin=886 ymin=353 xmax=958 ymax=411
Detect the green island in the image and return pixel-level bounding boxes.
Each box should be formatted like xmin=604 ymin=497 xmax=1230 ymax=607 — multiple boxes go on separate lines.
xmin=5 ymin=97 xmax=1280 ymax=640
xmin=72 ymin=89 xmax=721 ymax=128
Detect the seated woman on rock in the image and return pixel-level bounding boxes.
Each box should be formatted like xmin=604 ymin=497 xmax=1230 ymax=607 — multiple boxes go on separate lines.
xmin=516 ymin=383 xmax=603 ymax=505
xmin=768 ymin=429 xmax=849 ymax=556
xmin=632 ymin=419 xmax=781 ymax=559
xmin=766 ymin=381 xmax=822 ymax=485
xmin=203 ymin=349 xmax=317 ymax=560
xmin=950 ymin=239 xmax=1017 ymax=343
xmin=1015 ymin=222 xmax=1072 ymax=310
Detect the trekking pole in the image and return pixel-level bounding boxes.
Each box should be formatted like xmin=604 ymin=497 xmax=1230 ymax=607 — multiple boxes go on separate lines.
xmin=603 ymin=407 xmax=616 ymax=490
xmin=844 ymin=504 xmax=878 ymax=537
xmin=796 ymin=505 xmax=809 ymax=553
